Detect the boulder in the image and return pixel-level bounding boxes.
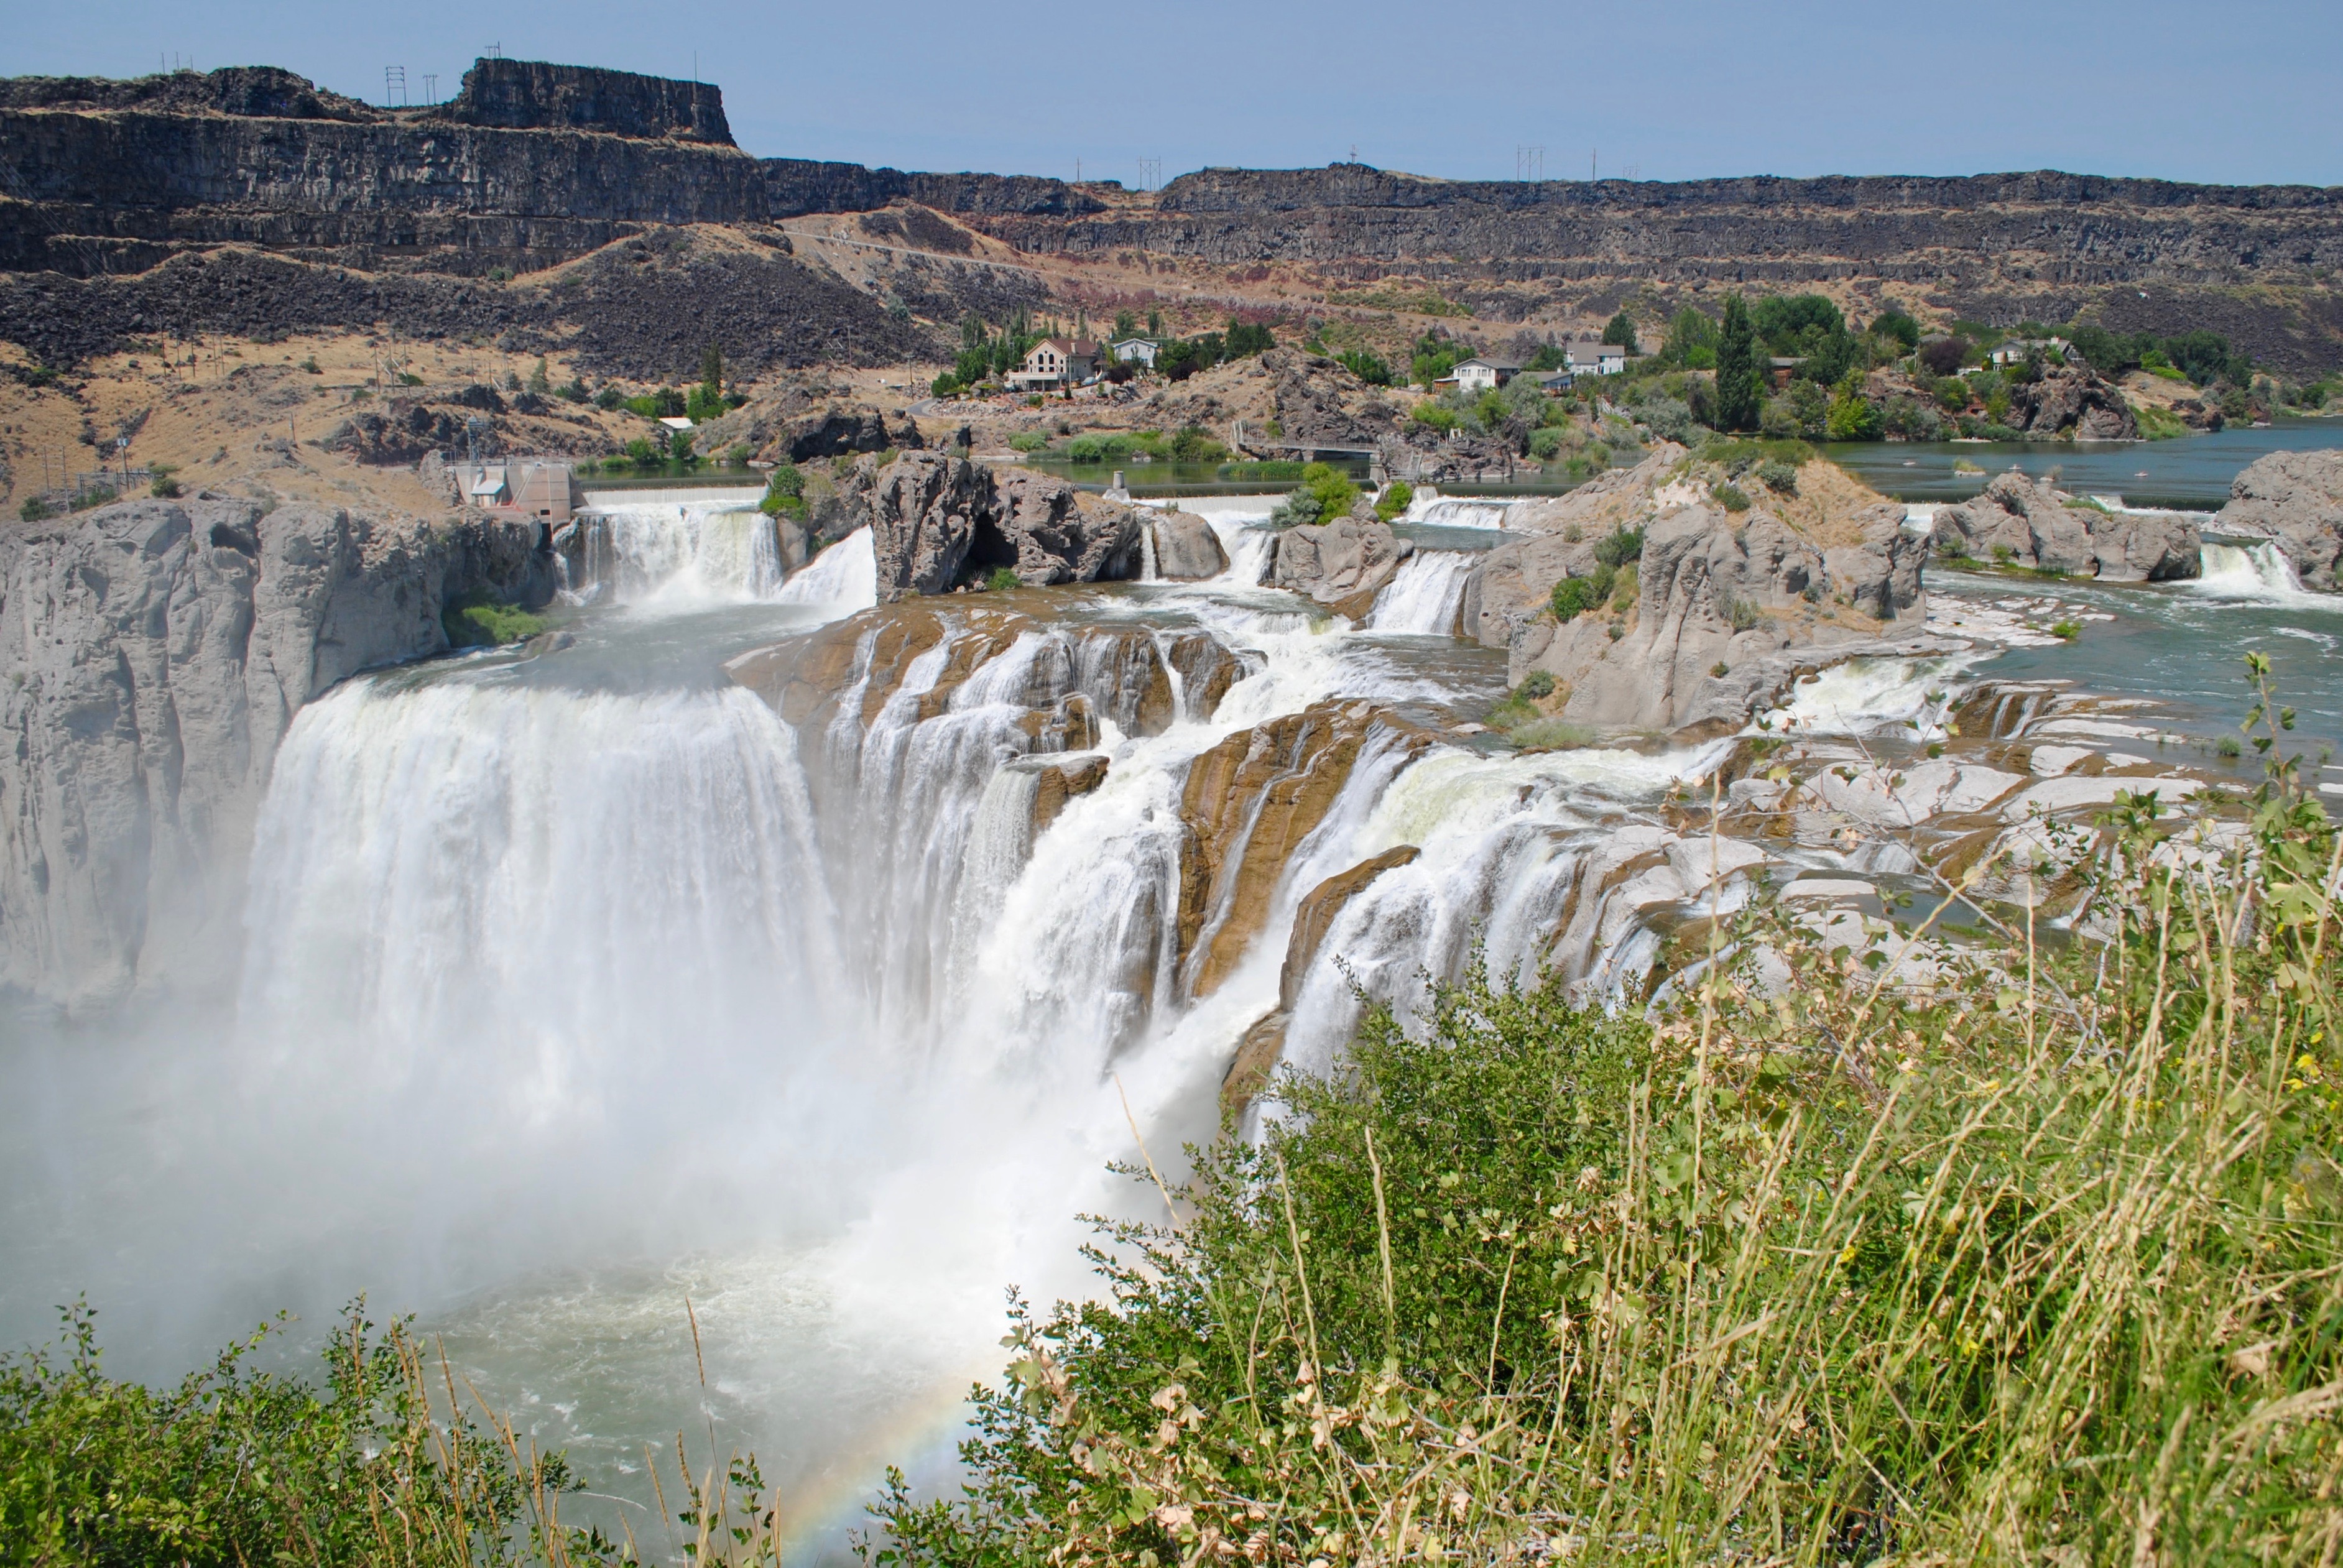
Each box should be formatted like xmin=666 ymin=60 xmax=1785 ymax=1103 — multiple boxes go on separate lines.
xmin=993 ymin=469 xmax=1145 ymax=586
xmin=693 ymin=402 xmax=925 ymax=464
xmin=0 ymin=496 xmax=552 ymax=1010
xmin=1270 ymin=516 xmax=1413 ymax=612
xmin=1934 ymin=470 xmax=2201 ymax=581
xmin=2006 ymin=365 xmax=2138 ymax=440
xmin=2216 ymin=449 xmax=2343 ymax=591
xmin=1148 ymin=508 xmax=1230 ymax=579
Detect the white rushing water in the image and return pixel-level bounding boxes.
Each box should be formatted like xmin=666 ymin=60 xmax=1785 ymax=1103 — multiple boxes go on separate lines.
xmin=1398 ymin=491 xmax=1516 ymax=529
xmin=2196 ymin=540 xmax=2332 ymax=608
xmin=575 ymin=499 xmax=785 ymax=605
xmin=1369 ymin=550 xmax=1476 ymax=635
xmin=776 ymin=526 xmax=880 ymax=613
xmin=4 ymin=473 xmax=2059 ymax=1558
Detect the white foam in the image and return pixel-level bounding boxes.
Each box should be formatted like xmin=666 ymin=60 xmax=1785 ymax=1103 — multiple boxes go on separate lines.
xmin=775 ymin=526 xmax=879 ymax=616
xmin=2194 ymin=541 xmax=2335 ymax=609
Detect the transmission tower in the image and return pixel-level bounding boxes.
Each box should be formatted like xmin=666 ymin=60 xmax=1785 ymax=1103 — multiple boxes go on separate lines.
xmin=1137 ymin=157 xmax=1162 ymax=191
xmin=384 ymin=65 xmax=407 ymax=107
xmin=1515 ymin=145 xmax=1545 ymax=182
xmin=423 ymin=73 xmax=438 ymax=105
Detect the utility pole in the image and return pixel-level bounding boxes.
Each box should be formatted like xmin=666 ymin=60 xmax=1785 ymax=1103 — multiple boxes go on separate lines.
xmin=385 ymin=66 xmax=407 ymax=108
xmin=423 ymin=73 xmax=438 ymax=105
xmin=1591 ymin=147 xmax=1597 ymax=181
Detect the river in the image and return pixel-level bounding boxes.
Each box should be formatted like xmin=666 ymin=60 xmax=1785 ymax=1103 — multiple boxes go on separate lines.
xmin=2 ymin=479 xmax=2339 ymax=1557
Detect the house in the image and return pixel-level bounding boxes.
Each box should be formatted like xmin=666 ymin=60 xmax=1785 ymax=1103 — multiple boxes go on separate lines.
xmin=1007 ymin=338 xmax=1101 ymax=391
xmin=1522 ymin=369 xmax=1576 ymax=395
xmin=1768 ymin=356 xmax=1807 ymax=387
xmin=1110 ymin=338 xmax=1158 ymax=369
xmin=1563 ymin=339 xmax=1629 ymax=376
xmin=1989 ymin=336 xmax=2073 ymax=367
xmin=448 ymin=458 xmax=580 ymax=521
xmin=1451 ymin=357 xmax=1522 ymax=393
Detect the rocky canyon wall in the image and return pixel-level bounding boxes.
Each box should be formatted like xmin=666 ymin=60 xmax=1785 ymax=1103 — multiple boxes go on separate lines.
xmin=0 ymin=497 xmax=552 ymax=1011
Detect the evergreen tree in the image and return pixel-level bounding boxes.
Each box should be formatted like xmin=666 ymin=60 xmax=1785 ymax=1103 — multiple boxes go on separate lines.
xmin=1601 ymin=310 xmax=1640 ymax=354
xmin=1715 ymin=294 xmax=1763 ymax=432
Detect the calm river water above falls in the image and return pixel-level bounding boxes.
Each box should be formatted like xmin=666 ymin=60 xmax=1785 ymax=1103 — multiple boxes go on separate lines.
xmin=3 ymin=477 xmax=2339 ymax=1557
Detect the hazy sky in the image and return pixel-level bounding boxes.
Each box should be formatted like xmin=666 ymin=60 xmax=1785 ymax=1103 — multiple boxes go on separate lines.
xmin=11 ymin=0 xmax=2339 ymax=188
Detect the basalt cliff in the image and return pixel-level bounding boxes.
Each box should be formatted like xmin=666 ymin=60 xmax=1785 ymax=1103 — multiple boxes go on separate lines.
xmin=4 ymin=59 xmax=2341 ymax=374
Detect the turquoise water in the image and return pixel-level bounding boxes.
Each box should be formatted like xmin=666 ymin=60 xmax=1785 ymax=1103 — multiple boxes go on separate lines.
xmin=1828 ymin=421 xmax=2342 ymax=508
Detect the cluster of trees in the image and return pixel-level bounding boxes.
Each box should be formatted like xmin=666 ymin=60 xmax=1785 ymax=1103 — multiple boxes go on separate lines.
xmin=931 ymin=314 xmax=1277 ymax=396
xmin=2064 ymin=324 xmax=2253 ymax=389
xmin=1158 ymin=320 xmax=1276 ymax=381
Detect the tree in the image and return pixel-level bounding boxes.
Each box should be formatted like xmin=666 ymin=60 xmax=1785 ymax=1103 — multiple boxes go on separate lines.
xmin=701 ymin=345 xmax=723 ymax=402
xmin=1918 ymin=336 xmax=1970 ymax=377
xmin=1663 ymin=307 xmax=1717 ymax=369
xmin=527 ymin=357 xmax=551 ymax=395
xmin=1146 ymin=309 xmax=1163 ymax=337
xmin=1825 ymin=371 xmax=1885 ymax=441
xmin=1601 ymin=311 xmax=1640 ymax=355
xmin=1338 ymin=349 xmax=1393 ymax=385
xmin=1714 ymin=294 xmax=1763 ymax=432
xmin=1225 ymin=320 xmax=1275 ymax=359
xmin=1113 ymin=309 xmax=1139 ymax=339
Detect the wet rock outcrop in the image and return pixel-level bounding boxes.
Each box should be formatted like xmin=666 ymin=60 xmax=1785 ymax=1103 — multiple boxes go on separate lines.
xmin=1933 ymin=471 xmax=2202 ymax=581
xmin=822 ymin=454 xmax=1144 ymax=599
xmin=2216 ymin=448 xmax=2343 ymax=591
xmin=1148 ymin=509 xmax=1230 ymax=580
xmin=0 ymin=497 xmax=553 ymax=1010
xmin=1269 ymin=515 xmax=1412 ymax=614
xmin=1175 ymin=703 xmax=1435 ymax=998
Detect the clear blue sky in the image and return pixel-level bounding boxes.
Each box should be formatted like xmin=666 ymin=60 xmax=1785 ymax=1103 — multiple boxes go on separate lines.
xmin=11 ymin=0 xmax=2339 ymax=188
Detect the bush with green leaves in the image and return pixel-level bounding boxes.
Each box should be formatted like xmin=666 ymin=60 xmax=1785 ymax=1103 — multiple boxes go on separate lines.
xmin=1714 ymin=482 xmax=1753 ymax=512
xmin=1550 ymin=566 xmax=1614 ymax=620
xmin=1754 ymin=458 xmax=1799 ymax=494
xmin=985 ymin=566 xmax=1022 ymax=592
xmin=1515 ymin=668 xmax=1556 ymax=699
xmin=1337 ymin=349 xmax=1392 ymax=385
xmin=1373 ymin=481 xmax=1413 ymax=523
xmin=1270 ymin=463 xmax=1359 ymax=529
xmin=19 ymin=496 xmax=53 ymax=522
xmin=1169 ymin=426 xmax=1229 ymax=463
xmin=443 ymin=592 xmax=549 ymax=648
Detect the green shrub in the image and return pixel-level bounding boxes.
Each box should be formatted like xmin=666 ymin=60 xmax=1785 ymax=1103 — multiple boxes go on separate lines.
xmin=442 ymin=592 xmax=548 ymax=648
xmin=148 ymin=464 xmax=181 ymax=499
xmin=1337 ymin=349 xmax=1392 ymax=385
xmin=984 ymin=566 xmax=1022 ymax=592
xmin=1508 ymin=715 xmax=1597 ymax=749
xmin=398 ymin=372 xmax=425 ymax=387
xmin=930 ymin=372 xmax=965 ymax=398
xmin=668 ymin=430 xmax=698 ymax=464
xmin=1550 ymin=566 xmax=1614 ymax=620
xmin=300 ymin=357 xmax=321 ymax=374
xmin=1220 ymin=461 xmax=1305 ymax=482
xmin=557 ymin=379 xmax=589 ymax=403
xmin=624 ymin=436 xmax=659 ymax=464
xmin=1411 ymin=403 xmax=1459 ymax=432
xmin=1755 ymin=458 xmax=1798 ymax=494
xmin=1515 ymin=668 xmax=1556 ymax=698
xmin=1373 ymin=480 xmax=1413 ymax=522
xmin=19 ymin=496 xmax=53 ymax=522
xmin=1594 ymin=525 xmax=1644 ymax=568
xmin=1528 ymin=425 xmax=1568 ymax=460
xmin=1714 ymin=482 xmax=1752 ymax=512
xmin=2051 ymin=619 xmax=2081 ymax=640
xmin=1007 ymin=431 xmax=1050 ymax=453
xmin=594 ymin=385 xmax=624 ymax=410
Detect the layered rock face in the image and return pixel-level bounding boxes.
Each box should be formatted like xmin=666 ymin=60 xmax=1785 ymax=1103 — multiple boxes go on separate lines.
xmin=1174 ymin=703 xmax=1433 ymax=998
xmin=1933 ymin=471 xmax=2202 ymax=581
xmin=0 ymin=497 xmax=552 ymax=1009
xmin=2217 ymin=450 xmax=2343 ymax=591
xmin=0 ymin=60 xmax=1089 ymax=280
xmin=821 ymin=454 xmax=1146 ymax=599
xmin=437 ymin=59 xmax=732 ymax=144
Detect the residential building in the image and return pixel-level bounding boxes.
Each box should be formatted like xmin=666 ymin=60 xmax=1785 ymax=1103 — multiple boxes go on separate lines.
xmin=1110 ymin=338 xmax=1158 ymax=369
xmin=1007 ymin=337 xmax=1101 ymax=391
xmin=1563 ymin=339 xmax=1629 ymax=376
xmin=1522 ymin=369 xmax=1576 ymax=395
xmin=1451 ymin=357 xmax=1522 ymax=392
xmin=1990 ymin=336 xmax=2074 ymax=367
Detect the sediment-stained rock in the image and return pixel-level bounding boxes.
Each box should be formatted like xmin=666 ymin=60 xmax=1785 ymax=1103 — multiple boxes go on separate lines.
xmin=1269 ymin=515 xmax=1412 ymax=613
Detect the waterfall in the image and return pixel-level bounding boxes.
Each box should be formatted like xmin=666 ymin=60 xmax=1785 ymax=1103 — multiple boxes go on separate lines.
xmin=1368 ymin=551 xmax=1474 ymax=635
xmin=1399 ymin=491 xmax=1515 ymax=529
xmin=1139 ymin=519 xmax=1160 ymax=583
xmin=777 ymin=527 xmax=880 ymax=613
xmin=2196 ymin=540 xmax=2326 ymax=607
xmin=573 ymin=500 xmax=784 ymax=604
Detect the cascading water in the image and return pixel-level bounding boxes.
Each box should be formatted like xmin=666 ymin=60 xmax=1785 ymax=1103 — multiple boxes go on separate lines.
xmin=571 ymin=498 xmax=785 ymax=604
xmin=1369 ymin=550 xmax=1476 ymax=635
xmin=1399 ymin=491 xmax=1515 ymax=529
xmin=2197 ymin=539 xmax=2326 ymax=606
xmin=777 ymin=526 xmax=880 ymax=612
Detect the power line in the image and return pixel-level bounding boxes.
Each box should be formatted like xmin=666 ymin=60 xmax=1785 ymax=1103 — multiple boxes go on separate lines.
xmin=384 ymin=65 xmax=407 ymax=108
xmin=423 ymin=73 xmax=438 ymax=105
xmin=1137 ymin=157 xmax=1161 ymax=191
xmin=1515 ymin=145 xmax=1544 ymax=182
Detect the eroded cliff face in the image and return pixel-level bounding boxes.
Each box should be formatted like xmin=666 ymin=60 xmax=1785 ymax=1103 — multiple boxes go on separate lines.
xmin=1934 ymin=472 xmax=2202 ymax=581
xmin=0 ymin=497 xmax=550 ymax=1010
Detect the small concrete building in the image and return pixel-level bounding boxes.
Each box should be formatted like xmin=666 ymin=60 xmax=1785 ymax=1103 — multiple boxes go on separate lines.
xmin=448 ymin=458 xmax=581 ymax=521
xmin=1007 ymin=338 xmax=1101 ymax=391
